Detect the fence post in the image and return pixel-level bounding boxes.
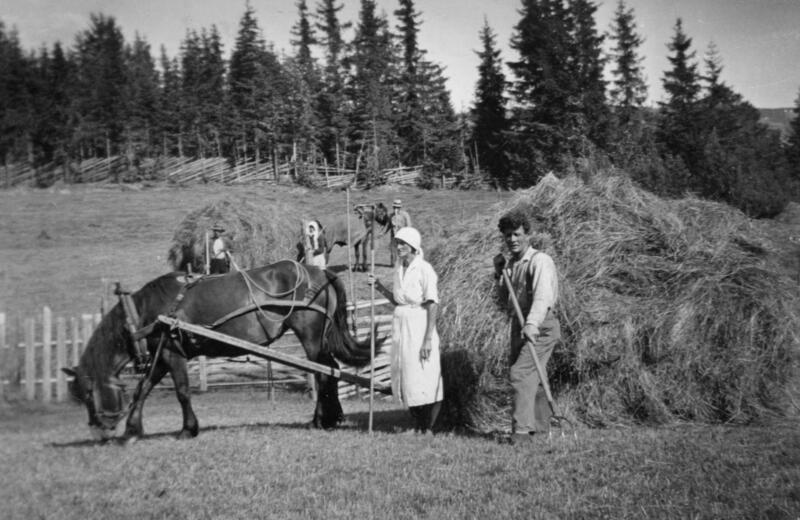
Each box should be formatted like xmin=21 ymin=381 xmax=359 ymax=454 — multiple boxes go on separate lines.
xmin=25 ymin=318 xmax=35 ymax=400
xmin=42 ymin=306 xmax=52 ymax=403
xmin=82 ymin=314 xmax=93 ymax=365
xmin=71 ymin=316 xmax=80 ymax=367
xmin=0 ymin=312 xmax=5 ymax=400
xmin=198 ymin=356 xmax=208 ymax=392
xmin=56 ymin=317 xmax=67 ymax=401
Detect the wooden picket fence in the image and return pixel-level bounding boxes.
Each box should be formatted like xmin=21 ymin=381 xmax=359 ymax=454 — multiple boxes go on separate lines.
xmin=0 ymin=300 xmax=393 ymax=403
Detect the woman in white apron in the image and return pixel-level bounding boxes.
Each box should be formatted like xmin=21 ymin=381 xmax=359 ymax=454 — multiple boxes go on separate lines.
xmin=388 ymin=227 xmax=443 ymax=434
xmin=303 ymin=220 xmax=327 ymax=269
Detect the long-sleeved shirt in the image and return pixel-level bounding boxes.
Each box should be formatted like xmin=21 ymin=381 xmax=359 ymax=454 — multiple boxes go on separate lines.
xmin=499 ymin=245 xmax=558 ymax=333
xmin=391 ymin=210 xmax=412 ymax=232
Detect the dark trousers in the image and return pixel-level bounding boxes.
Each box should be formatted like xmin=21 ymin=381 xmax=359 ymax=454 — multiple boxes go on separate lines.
xmin=209 ymin=258 xmax=229 ymax=274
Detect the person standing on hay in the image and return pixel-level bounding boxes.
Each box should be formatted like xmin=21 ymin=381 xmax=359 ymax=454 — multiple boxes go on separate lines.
xmin=493 ymin=210 xmax=560 ymax=444
xmin=389 ymin=199 xmax=412 ymax=265
xmin=209 ymin=223 xmax=232 ymax=274
xmin=369 ymin=226 xmax=443 ymax=434
xmin=303 ymin=220 xmax=327 ymax=269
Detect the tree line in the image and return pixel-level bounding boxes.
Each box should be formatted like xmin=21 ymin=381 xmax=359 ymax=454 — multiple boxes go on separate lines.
xmin=1 ymin=0 xmax=799 ymax=216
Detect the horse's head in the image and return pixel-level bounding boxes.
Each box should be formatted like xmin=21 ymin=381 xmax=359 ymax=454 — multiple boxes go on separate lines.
xmin=375 ymin=202 xmax=388 ymax=221
xmin=62 ymin=365 xmax=130 ymax=440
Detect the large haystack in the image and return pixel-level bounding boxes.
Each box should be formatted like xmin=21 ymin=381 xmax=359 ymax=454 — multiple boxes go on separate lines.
xmin=429 ymin=173 xmax=800 ymax=432
xmin=167 ymin=197 xmax=304 ymax=272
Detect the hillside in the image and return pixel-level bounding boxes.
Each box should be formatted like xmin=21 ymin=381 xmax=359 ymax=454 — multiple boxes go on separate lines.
xmin=759 ymin=107 xmax=795 ymax=138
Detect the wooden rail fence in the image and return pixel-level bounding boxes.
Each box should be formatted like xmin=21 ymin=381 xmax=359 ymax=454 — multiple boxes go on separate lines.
xmin=2 ymin=156 xmax=426 ymax=189
xmin=0 ymin=300 xmax=393 ymax=403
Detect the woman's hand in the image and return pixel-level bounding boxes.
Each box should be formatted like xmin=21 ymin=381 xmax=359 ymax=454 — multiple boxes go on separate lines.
xmin=420 ymin=337 xmax=432 ymax=362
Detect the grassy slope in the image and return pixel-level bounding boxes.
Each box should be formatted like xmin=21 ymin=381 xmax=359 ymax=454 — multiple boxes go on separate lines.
xmin=0 ymin=390 xmax=798 ymax=520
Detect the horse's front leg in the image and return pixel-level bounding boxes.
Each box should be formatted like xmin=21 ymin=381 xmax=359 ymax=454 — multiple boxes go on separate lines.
xmin=124 ymin=360 xmax=169 ymax=440
xmin=164 ymin=351 xmax=199 ymax=439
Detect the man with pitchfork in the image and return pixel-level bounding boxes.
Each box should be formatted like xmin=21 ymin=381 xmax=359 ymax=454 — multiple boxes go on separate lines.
xmin=493 ymin=209 xmax=561 ymax=444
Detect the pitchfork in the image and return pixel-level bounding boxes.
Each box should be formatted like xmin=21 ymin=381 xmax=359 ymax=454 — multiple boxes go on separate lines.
xmin=501 ymin=269 xmax=576 ymax=440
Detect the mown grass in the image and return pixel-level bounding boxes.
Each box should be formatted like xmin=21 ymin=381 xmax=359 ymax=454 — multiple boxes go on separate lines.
xmin=1 ymin=389 xmax=798 ymax=520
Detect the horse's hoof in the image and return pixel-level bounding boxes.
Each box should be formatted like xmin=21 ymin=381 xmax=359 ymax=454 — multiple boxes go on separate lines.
xmin=176 ymin=430 xmax=196 ymax=440
xmin=122 ymin=435 xmax=140 ymax=446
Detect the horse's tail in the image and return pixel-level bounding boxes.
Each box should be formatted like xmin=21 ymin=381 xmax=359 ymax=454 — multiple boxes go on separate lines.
xmin=323 ymin=270 xmax=385 ymax=367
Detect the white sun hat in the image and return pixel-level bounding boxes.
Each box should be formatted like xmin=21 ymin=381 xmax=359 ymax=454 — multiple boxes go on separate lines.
xmin=394 ymin=227 xmax=421 ymax=252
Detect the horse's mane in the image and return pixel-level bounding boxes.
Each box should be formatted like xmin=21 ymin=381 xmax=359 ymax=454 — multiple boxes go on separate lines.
xmin=81 ymin=302 xmax=129 ymax=381
xmin=81 ymin=272 xmax=183 ymax=381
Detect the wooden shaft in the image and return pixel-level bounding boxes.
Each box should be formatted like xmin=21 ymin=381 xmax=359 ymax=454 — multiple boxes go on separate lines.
xmin=368 ymin=207 xmax=376 ymax=434
xmin=156 ymin=315 xmax=391 ymax=394
xmin=500 ymin=269 xmax=557 ymax=412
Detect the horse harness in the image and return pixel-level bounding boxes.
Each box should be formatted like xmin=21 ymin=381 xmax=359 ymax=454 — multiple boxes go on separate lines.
xmin=123 ymin=262 xmax=334 ymax=371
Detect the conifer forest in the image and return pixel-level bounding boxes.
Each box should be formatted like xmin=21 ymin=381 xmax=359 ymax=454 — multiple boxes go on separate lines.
xmin=1 ymin=0 xmax=799 ymax=217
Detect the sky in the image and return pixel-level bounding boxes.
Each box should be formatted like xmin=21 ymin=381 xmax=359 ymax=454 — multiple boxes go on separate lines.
xmin=3 ymin=0 xmax=800 ymax=110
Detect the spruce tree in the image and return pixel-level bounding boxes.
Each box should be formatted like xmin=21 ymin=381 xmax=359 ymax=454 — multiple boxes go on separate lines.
xmin=695 ymin=42 xmax=790 ymax=215
xmin=289 ymin=0 xmax=321 ymax=157
xmin=470 ymin=18 xmax=509 ymax=185
xmin=657 ymin=18 xmax=703 ymax=184
xmin=44 ymin=42 xmax=75 ymax=173
xmin=0 ymin=21 xmax=32 ymax=163
xmin=568 ymin=0 xmax=609 ymax=150
xmin=393 ymin=0 xmax=425 ymax=166
xmin=229 ymin=3 xmax=285 ymax=163
xmin=158 ymin=46 xmax=182 ymax=156
xmin=416 ymin=58 xmax=462 ymax=176
xmin=347 ymin=0 xmax=395 ymax=178
xmin=785 ymin=88 xmax=800 ymax=177
xmin=179 ymin=29 xmax=204 ymax=157
xmin=607 ymin=0 xmax=647 ymax=125
xmin=74 ymin=13 xmax=127 ymax=157
xmin=123 ymin=34 xmax=160 ymax=162
xmin=508 ymin=0 xmax=575 ymax=182
xmin=198 ymin=27 xmax=227 ymax=157
xmin=315 ymin=0 xmax=350 ymax=166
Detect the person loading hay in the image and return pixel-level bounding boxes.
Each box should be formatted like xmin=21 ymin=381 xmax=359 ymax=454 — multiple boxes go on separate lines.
xmin=210 ymin=223 xmax=232 ymax=274
xmin=493 ymin=210 xmax=560 ymax=444
xmin=303 ymin=220 xmax=327 ymax=269
xmin=370 ymin=226 xmax=443 ymax=435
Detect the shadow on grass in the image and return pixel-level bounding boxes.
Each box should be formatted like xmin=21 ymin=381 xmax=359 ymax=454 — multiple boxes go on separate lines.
xmin=46 ymin=410 xmax=420 ymax=449
xmin=46 ymin=406 xmax=485 ymax=448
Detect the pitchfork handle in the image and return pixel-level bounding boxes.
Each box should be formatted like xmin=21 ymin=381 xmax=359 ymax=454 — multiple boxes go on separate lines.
xmin=501 ymin=269 xmax=558 ymax=414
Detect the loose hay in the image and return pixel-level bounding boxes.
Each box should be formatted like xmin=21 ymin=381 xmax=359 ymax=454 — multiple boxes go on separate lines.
xmin=429 ymin=173 xmax=800 ymax=432
xmin=167 ymin=197 xmax=303 ymax=272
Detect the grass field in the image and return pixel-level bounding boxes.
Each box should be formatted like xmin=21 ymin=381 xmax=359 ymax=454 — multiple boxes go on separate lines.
xmin=1 ymin=389 xmax=798 ymax=520
xmin=0 ymin=182 xmax=510 ymax=321
xmin=1 ymin=181 xmax=799 ymax=518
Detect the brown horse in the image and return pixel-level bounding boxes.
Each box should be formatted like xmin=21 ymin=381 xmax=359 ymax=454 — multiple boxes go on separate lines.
xmin=63 ymin=261 xmax=383 ymax=441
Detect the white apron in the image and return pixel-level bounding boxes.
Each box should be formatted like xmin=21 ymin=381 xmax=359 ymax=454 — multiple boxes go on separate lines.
xmin=391 ymin=256 xmax=444 ymax=407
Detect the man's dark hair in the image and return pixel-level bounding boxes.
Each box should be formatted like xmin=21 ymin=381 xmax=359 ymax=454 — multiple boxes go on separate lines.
xmin=498 ymin=210 xmax=530 ymax=234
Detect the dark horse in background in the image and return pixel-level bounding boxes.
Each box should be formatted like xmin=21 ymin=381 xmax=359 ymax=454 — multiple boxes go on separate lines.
xmin=297 ymin=202 xmax=390 ymax=271
xmin=63 ymin=260 xmax=383 ymax=441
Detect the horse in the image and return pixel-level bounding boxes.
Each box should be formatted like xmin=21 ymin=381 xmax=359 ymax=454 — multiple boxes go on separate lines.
xmin=62 ymin=260 xmax=383 ymax=441
xmin=295 ymin=203 xmax=391 ymax=271
xmin=308 ymin=202 xmax=390 ymax=271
